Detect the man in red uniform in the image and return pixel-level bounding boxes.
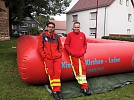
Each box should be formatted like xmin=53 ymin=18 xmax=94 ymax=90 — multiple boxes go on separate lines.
xmin=38 ymin=22 xmax=63 ymax=100
xmin=64 ymin=22 xmax=91 ymax=95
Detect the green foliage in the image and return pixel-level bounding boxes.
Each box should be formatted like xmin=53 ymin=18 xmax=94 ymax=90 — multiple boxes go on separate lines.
xmin=34 ymin=15 xmax=55 ymax=29
xmin=28 ymin=27 xmax=40 ymax=36
xmin=2 ymin=0 xmax=25 ymax=25
xmin=1 ymin=37 xmax=134 ymax=100
xmin=35 ymin=15 xmax=49 ymax=28
xmin=102 ymin=36 xmax=134 ymax=42
xmin=1 ymin=0 xmax=71 ymax=25
xmin=1 ymin=0 xmax=71 ymax=36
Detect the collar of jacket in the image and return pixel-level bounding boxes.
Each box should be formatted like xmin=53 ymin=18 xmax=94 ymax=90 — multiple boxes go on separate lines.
xmin=72 ymin=31 xmax=80 ymax=34
xmin=45 ymin=31 xmax=56 ymax=39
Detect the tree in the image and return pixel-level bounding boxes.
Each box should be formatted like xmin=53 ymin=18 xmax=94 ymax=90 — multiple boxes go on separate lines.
xmin=34 ymin=15 xmax=55 ymax=28
xmin=1 ymin=0 xmax=71 ymax=36
xmin=28 ymin=27 xmax=40 ymax=36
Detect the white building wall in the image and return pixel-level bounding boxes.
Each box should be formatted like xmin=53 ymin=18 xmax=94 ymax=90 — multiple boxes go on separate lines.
xmin=66 ymin=8 xmax=106 ymax=38
xmin=66 ymin=0 xmax=134 ymax=38
xmin=96 ymin=7 xmax=106 ymax=38
xmin=105 ymin=0 xmax=134 ymax=36
xmin=66 ymin=10 xmax=97 ymax=38
xmin=66 ymin=14 xmax=73 ymax=33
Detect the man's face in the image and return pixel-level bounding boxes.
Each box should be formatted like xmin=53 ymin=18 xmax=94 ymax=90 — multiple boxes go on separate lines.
xmin=73 ymin=23 xmax=80 ymax=33
xmin=47 ymin=24 xmax=55 ymax=34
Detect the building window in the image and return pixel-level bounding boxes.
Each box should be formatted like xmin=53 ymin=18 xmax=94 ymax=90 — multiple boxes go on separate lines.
xmin=90 ymin=12 xmax=96 ymax=20
xmin=32 ymin=24 xmax=35 ymax=27
xmin=120 ymin=0 xmax=123 ymax=5
xmin=128 ymin=14 xmax=132 ymax=22
xmin=13 ymin=26 xmax=17 ymax=29
xmin=126 ymin=0 xmax=129 ymax=7
xmin=89 ymin=28 xmax=96 ymax=36
xmin=127 ymin=29 xmax=130 ymax=34
xmin=21 ymin=23 xmax=28 ymax=27
xmin=72 ymin=15 xmax=78 ymax=22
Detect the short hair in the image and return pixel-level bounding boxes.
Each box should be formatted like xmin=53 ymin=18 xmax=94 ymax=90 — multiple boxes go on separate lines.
xmin=73 ymin=22 xmax=80 ymax=25
xmin=46 ymin=22 xmax=55 ymax=28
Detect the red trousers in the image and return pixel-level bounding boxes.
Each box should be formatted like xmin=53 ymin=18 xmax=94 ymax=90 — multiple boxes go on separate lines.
xmin=71 ymin=56 xmax=88 ymax=89
xmin=44 ymin=58 xmax=61 ymax=92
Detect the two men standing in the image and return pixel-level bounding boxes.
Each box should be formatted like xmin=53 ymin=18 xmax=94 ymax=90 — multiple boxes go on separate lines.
xmin=38 ymin=21 xmax=91 ymax=100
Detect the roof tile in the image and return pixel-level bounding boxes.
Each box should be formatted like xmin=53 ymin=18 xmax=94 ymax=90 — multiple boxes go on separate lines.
xmin=67 ymin=0 xmax=115 ymax=13
xmin=49 ymin=20 xmax=66 ymax=30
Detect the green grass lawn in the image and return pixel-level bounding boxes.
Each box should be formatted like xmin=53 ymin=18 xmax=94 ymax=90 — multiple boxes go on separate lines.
xmin=0 ymin=37 xmax=134 ymax=100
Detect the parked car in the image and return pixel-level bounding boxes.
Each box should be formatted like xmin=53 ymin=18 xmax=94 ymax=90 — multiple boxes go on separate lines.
xmin=13 ymin=31 xmax=22 ymax=37
xmin=58 ymin=33 xmax=65 ymax=37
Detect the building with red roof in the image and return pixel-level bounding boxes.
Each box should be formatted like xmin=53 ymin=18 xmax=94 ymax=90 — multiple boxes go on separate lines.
xmin=66 ymin=0 xmax=134 ymax=38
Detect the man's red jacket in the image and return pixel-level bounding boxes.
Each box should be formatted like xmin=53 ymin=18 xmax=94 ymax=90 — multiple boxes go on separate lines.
xmin=64 ymin=31 xmax=87 ymax=57
xmin=38 ymin=31 xmax=62 ymax=60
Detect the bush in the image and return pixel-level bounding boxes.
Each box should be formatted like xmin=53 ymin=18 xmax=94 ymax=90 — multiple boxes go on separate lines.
xmin=102 ymin=36 xmax=134 ymax=42
xmin=28 ymin=27 xmax=40 ymax=36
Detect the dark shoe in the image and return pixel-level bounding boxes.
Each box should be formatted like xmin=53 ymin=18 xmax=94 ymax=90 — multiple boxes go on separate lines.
xmin=81 ymin=89 xmax=91 ymax=95
xmin=52 ymin=92 xmax=60 ymax=100
xmin=57 ymin=92 xmax=63 ymax=99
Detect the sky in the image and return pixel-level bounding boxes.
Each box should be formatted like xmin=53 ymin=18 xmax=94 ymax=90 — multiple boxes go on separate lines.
xmin=51 ymin=0 xmax=78 ymax=21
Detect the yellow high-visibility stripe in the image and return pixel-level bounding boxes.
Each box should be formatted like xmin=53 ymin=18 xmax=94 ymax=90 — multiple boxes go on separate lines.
xmin=53 ymin=79 xmax=60 ymax=82
xmin=78 ymin=58 xmax=82 ymax=75
xmin=44 ymin=62 xmax=48 ymax=74
xmin=68 ymin=57 xmax=87 ymax=84
xmin=50 ymin=80 xmax=53 ymax=84
xmin=51 ymin=83 xmax=61 ymax=87
xmin=69 ymin=56 xmax=76 ymax=76
xmin=44 ymin=62 xmax=53 ymax=89
xmin=69 ymin=56 xmax=83 ymax=76
xmin=44 ymin=62 xmax=61 ymax=89
xmin=76 ymin=75 xmax=87 ymax=84
xmin=44 ymin=62 xmax=51 ymax=80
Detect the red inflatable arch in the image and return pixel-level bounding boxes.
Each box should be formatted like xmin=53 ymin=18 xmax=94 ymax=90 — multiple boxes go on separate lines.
xmin=16 ymin=35 xmax=134 ymax=84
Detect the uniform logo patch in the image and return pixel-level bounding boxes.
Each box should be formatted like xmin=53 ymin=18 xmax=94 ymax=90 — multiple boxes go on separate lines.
xmin=80 ymin=37 xmax=83 ymax=39
xmin=45 ymin=37 xmax=48 ymax=41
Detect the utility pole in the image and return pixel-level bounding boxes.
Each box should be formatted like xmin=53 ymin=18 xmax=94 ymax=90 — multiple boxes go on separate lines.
xmin=95 ymin=0 xmax=98 ymax=38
